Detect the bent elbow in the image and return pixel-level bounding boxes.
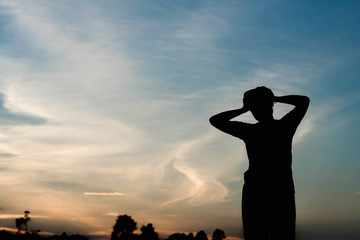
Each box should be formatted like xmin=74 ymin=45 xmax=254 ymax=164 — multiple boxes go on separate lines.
xmin=304 ymin=96 xmax=310 ymax=107
xmin=209 ymin=115 xmax=223 ymax=128
xmin=209 ymin=116 xmax=217 ymax=127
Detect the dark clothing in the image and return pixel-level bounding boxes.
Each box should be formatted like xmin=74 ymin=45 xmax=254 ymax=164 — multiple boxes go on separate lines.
xmin=233 ymin=106 xmax=303 ymax=192
xmin=242 ymin=119 xmax=296 ymax=194
xmin=229 ymin=107 xmax=304 ymax=240
xmin=242 ymin=190 xmax=296 ymax=240
xmin=210 ymin=94 xmax=309 ymax=240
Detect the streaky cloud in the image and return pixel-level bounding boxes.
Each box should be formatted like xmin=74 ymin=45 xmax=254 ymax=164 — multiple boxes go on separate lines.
xmin=84 ymin=192 xmax=127 ymax=196
xmin=0 ymin=214 xmax=49 ymax=219
xmin=0 ymin=93 xmax=46 ymax=126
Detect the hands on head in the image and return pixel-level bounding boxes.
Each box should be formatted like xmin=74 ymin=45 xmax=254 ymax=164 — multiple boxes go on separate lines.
xmin=243 ymin=86 xmax=274 ymax=111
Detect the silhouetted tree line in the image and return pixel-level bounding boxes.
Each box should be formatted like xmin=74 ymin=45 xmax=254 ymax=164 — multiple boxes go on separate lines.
xmin=112 ymin=215 xmax=226 ymax=240
xmin=0 ymin=211 xmax=90 ymax=240
xmin=0 ymin=230 xmax=89 ymax=240
xmin=0 ymin=212 xmax=227 ymax=240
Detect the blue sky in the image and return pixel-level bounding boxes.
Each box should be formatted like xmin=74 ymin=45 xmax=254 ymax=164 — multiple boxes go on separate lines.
xmin=0 ymin=1 xmax=359 ymax=240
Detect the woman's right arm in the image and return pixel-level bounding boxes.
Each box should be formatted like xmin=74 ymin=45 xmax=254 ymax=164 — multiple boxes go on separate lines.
xmin=209 ymin=107 xmax=250 ymax=138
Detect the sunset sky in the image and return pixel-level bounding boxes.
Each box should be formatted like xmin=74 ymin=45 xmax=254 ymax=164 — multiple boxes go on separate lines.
xmin=0 ymin=1 xmax=359 ymax=240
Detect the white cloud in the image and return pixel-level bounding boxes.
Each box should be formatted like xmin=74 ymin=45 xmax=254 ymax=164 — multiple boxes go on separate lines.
xmin=0 ymin=3 xmax=236 ymax=233
xmin=0 ymin=1 xmax=355 ymax=239
xmin=0 ymin=0 xmax=154 ymax=230
xmin=156 ymin=133 xmax=230 ymax=207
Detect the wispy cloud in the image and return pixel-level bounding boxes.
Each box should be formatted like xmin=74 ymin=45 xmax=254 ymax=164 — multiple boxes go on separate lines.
xmin=84 ymin=192 xmax=127 ymax=196
xmin=0 ymin=214 xmax=49 ymax=219
xmin=0 ymin=1 xmax=358 ymax=239
xmin=158 ymin=133 xmax=229 ymax=207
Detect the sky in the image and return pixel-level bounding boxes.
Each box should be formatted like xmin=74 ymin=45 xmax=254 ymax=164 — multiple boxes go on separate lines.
xmin=0 ymin=0 xmax=359 ymax=239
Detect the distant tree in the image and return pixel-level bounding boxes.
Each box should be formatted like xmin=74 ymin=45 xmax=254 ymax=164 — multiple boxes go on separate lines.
xmin=47 ymin=232 xmax=67 ymax=240
xmin=111 ymin=215 xmax=138 ymax=240
xmin=15 ymin=211 xmax=31 ymax=234
xmin=67 ymin=234 xmax=89 ymax=240
xmin=0 ymin=230 xmax=12 ymax=240
xmin=167 ymin=233 xmax=188 ymax=240
xmin=187 ymin=233 xmax=195 ymax=240
xmin=195 ymin=231 xmax=208 ymax=240
xmin=211 ymin=229 xmax=226 ymax=240
xmin=47 ymin=232 xmax=89 ymax=240
xmin=140 ymin=223 xmax=159 ymax=240
xmin=23 ymin=231 xmax=42 ymax=240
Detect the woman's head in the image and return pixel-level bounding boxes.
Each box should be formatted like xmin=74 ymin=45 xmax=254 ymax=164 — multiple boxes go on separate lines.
xmin=243 ymin=86 xmax=274 ymax=122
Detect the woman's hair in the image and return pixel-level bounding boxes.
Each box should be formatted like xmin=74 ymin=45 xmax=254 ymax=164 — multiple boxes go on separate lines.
xmin=243 ymin=86 xmax=274 ymax=108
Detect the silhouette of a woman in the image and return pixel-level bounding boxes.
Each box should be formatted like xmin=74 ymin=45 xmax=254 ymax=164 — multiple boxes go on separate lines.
xmin=210 ymin=87 xmax=309 ymax=240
